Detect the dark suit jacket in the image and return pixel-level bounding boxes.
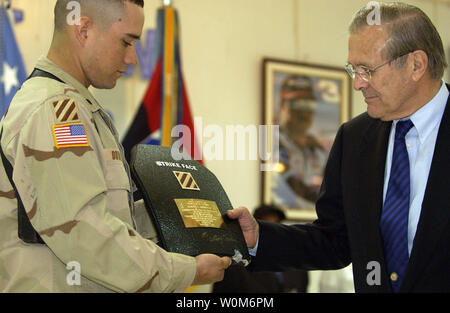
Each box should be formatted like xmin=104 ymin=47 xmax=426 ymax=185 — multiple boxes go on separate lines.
xmin=212 ymin=266 xmax=308 ymax=293
xmin=250 ymin=85 xmax=450 ymax=292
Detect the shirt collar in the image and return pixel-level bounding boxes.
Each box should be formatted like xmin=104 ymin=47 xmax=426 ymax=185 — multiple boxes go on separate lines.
xmin=35 ymin=56 xmax=101 ymax=112
xmin=394 ymin=81 xmax=448 ymax=143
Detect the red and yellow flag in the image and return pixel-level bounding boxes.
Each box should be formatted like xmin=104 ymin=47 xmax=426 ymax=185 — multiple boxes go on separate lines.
xmin=122 ymin=4 xmax=201 ymax=163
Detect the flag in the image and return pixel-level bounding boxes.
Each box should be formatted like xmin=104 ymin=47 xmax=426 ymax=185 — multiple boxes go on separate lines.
xmin=52 ymin=123 xmax=89 ymax=148
xmin=122 ymin=5 xmax=201 ymax=163
xmin=0 ymin=4 xmax=27 ymax=116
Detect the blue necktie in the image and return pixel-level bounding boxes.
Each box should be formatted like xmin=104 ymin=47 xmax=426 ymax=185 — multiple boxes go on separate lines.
xmin=380 ymin=119 xmax=414 ymax=292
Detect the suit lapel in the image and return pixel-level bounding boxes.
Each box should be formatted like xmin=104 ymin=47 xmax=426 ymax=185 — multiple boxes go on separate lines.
xmin=357 ymin=118 xmax=392 ymax=290
xmin=358 ymin=119 xmax=392 ymax=223
xmin=401 ymin=90 xmax=450 ymax=291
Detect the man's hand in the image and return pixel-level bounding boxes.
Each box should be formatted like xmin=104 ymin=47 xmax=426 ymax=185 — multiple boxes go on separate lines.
xmin=192 ymin=254 xmax=231 ymax=285
xmin=227 ymin=207 xmax=259 ymax=249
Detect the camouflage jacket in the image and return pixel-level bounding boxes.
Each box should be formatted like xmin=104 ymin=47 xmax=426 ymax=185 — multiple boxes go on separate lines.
xmin=0 ymin=56 xmax=196 ymax=292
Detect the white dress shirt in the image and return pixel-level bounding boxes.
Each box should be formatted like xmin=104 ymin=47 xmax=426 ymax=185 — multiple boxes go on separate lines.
xmin=383 ymin=81 xmax=448 ymax=256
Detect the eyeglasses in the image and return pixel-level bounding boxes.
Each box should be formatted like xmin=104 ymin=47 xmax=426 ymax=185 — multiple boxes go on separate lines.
xmin=345 ymin=52 xmax=411 ymax=82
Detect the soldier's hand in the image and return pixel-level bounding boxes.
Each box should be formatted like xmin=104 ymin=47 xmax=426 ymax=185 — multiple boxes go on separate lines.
xmin=227 ymin=207 xmax=259 ymax=249
xmin=192 ymin=254 xmax=231 ymax=285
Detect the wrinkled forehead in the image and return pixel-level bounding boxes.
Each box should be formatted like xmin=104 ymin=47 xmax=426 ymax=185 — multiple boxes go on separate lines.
xmin=348 ymin=25 xmax=388 ymax=67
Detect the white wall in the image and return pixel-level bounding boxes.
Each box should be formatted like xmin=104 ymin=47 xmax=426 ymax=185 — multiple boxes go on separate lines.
xmin=10 ymin=0 xmax=450 ymax=293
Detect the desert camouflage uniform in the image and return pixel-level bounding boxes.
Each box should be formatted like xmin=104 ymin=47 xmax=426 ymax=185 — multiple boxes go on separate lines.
xmin=0 ymin=56 xmax=196 ymax=292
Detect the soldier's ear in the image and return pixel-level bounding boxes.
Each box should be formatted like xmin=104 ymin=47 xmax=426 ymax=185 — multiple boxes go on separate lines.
xmin=74 ymin=16 xmax=93 ymax=46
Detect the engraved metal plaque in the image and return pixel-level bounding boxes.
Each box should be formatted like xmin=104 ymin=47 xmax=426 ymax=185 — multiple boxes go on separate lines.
xmin=174 ymin=199 xmax=226 ymax=229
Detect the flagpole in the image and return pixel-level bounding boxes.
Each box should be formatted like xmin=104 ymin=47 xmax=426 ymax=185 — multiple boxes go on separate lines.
xmin=1 ymin=0 xmax=11 ymax=10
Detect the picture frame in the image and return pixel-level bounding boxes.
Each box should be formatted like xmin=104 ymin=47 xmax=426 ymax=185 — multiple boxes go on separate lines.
xmin=261 ymin=58 xmax=352 ymax=221
xmin=448 ymin=47 xmax=450 ymax=82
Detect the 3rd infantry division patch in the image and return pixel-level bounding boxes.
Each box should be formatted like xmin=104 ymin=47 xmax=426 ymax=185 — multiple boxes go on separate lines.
xmin=52 ymin=98 xmax=81 ymax=124
xmin=173 ymin=171 xmax=200 ymax=191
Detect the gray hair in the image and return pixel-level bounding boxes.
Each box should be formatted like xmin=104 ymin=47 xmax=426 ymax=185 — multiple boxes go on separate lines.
xmin=349 ymin=2 xmax=447 ymax=80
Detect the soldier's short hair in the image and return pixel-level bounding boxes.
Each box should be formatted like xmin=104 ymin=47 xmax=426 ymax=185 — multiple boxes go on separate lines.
xmin=54 ymin=0 xmax=144 ymax=33
xmin=280 ymin=75 xmax=317 ymax=111
xmin=348 ymin=2 xmax=447 ymax=80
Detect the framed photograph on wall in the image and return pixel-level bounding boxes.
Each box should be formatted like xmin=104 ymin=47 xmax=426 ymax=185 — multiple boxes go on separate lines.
xmin=261 ymin=58 xmax=352 ymax=221
xmin=448 ymin=47 xmax=450 ymax=82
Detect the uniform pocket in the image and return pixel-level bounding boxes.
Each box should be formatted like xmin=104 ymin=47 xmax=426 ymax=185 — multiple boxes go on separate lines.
xmin=104 ymin=160 xmax=130 ymax=191
xmin=103 ymin=159 xmax=133 ymax=223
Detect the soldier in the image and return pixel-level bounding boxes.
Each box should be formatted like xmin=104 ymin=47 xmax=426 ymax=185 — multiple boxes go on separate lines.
xmin=0 ymin=0 xmax=230 ymax=292
xmin=272 ymin=75 xmax=327 ymax=209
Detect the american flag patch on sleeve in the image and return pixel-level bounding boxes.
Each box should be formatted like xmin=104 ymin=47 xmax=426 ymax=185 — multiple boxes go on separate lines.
xmin=52 ymin=123 xmax=89 ymax=148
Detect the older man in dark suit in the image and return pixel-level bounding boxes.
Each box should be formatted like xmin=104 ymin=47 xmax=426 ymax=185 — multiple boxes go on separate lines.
xmin=228 ymin=2 xmax=449 ymax=292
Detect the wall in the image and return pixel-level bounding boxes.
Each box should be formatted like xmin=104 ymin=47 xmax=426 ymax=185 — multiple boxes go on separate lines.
xmin=9 ymin=0 xmax=450 ymax=292
xmin=11 ymin=0 xmax=450 ymax=211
